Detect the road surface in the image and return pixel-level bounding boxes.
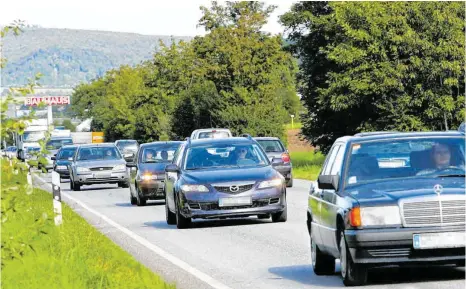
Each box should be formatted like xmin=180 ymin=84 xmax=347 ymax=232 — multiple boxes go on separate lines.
xmin=34 ymin=173 xmax=465 ymax=289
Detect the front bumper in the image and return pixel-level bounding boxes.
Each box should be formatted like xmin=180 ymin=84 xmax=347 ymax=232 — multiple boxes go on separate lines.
xmin=75 ymin=171 xmax=129 ymax=184
xmin=345 ymin=226 xmax=465 ymax=266
xmin=138 ymin=180 xmax=165 ymax=199
xmin=179 ymin=187 xmax=285 ymax=219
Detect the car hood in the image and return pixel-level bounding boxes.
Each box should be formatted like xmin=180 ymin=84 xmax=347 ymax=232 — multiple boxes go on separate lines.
xmin=55 ymin=159 xmax=72 ymax=166
xmin=75 ymin=159 xmax=125 ymax=168
xmin=138 ymin=163 xmax=170 ymax=174
xmin=347 ymin=178 xmax=465 ymax=206
xmin=182 ymin=166 xmax=279 ymax=184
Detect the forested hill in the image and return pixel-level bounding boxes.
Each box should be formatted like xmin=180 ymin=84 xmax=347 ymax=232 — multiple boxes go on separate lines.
xmin=1 ymin=27 xmax=191 ymax=87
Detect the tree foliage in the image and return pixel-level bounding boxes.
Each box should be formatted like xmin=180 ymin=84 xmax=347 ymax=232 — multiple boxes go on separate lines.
xmin=72 ymin=1 xmax=300 ymax=143
xmin=281 ymin=1 xmax=465 ymax=153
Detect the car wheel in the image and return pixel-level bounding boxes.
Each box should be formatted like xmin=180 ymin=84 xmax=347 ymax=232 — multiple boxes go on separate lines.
xmin=165 ymin=193 xmax=176 ymax=225
xmin=271 ymin=195 xmax=287 ymax=222
xmin=258 ymin=214 xmax=270 ymax=219
xmin=73 ymin=182 xmax=81 ymax=191
xmin=118 ymin=181 xmax=129 ymax=188
xmin=340 ymin=231 xmax=368 ymax=286
xmin=286 ymin=175 xmax=293 ymax=188
xmin=310 ymin=232 xmax=335 ymax=275
xmin=136 ymin=186 xmax=146 ymax=206
xmin=70 ymin=180 xmax=74 ymax=190
xmin=175 ymin=196 xmax=191 ymax=229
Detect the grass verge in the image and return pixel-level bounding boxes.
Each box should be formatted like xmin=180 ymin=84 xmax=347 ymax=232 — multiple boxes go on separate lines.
xmin=1 ymin=159 xmax=174 ymax=289
xmin=290 ymin=151 xmax=325 ymax=181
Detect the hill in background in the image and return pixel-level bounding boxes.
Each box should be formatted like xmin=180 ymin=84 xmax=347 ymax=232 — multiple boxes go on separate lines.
xmin=1 ymin=27 xmax=192 ymax=87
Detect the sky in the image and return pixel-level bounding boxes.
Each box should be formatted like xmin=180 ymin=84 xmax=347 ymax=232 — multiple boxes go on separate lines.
xmin=2 ymin=0 xmax=294 ymax=36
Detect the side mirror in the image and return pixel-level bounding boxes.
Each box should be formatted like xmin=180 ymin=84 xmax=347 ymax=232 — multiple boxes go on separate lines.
xmin=51 ymin=156 xmax=56 ymax=160
xmin=271 ymin=157 xmax=283 ymax=166
xmin=165 ymin=164 xmax=179 ymax=173
xmin=317 ymin=175 xmax=339 ymax=191
xmin=126 ymin=162 xmax=137 ymax=168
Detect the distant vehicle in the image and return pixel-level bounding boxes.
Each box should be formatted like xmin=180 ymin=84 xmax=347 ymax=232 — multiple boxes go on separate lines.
xmin=308 ymin=130 xmax=465 ymax=286
xmin=190 ymin=128 xmax=232 ymax=140
xmin=40 ymin=136 xmax=74 ymax=171
xmin=68 ymin=143 xmax=129 ymax=191
xmin=25 ymin=146 xmax=41 ymax=165
xmin=5 ymin=146 xmax=17 ymax=159
xmin=164 ymin=136 xmax=287 ymax=229
xmin=52 ymin=145 xmax=79 ymax=179
xmin=126 ymin=141 xmax=183 ymax=206
xmin=15 ymin=119 xmax=48 ymax=161
xmin=254 ymin=137 xmax=293 ymax=187
xmin=115 ymin=140 xmax=139 ymax=162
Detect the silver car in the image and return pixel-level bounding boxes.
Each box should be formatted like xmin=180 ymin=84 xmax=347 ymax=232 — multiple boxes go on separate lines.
xmin=69 ymin=143 xmax=129 ymax=191
xmin=190 ymin=128 xmax=232 ymax=139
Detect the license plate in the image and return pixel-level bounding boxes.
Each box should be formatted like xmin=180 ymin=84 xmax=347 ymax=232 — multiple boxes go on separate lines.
xmin=93 ymin=172 xmax=111 ymax=178
xmin=219 ymin=197 xmax=252 ymax=207
xmin=413 ymin=232 xmax=466 ymax=249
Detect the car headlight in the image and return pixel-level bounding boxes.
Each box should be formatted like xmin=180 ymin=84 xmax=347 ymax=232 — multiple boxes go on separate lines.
xmin=76 ymin=167 xmax=91 ymax=173
xmin=356 ymin=206 xmax=401 ymax=227
xmin=181 ymin=184 xmax=209 ymax=192
xmin=258 ymin=178 xmax=283 ymax=189
xmin=113 ymin=164 xmax=126 ymax=171
xmin=56 ymin=165 xmax=67 ymax=170
xmin=141 ymin=173 xmax=157 ymax=181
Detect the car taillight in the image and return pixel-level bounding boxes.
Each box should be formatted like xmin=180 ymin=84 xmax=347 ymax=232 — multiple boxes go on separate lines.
xmin=281 ymin=153 xmax=290 ymax=163
xmin=349 ymin=207 xmax=362 ymax=227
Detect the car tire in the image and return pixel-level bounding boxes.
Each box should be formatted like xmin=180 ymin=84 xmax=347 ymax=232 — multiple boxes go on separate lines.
xmin=130 ymin=194 xmax=137 ymax=205
xmin=136 ymin=187 xmax=146 ymax=206
xmin=310 ymin=232 xmax=335 ymax=275
xmin=165 ymin=194 xmax=176 ymax=225
xmin=286 ymin=175 xmax=293 ymax=188
xmin=118 ymin=182 xmax=129 ymax=188
xmin=73 ymin=182 xmax=81 ymax=191
xmin=340 ymin=231 xmax=368 ymax=286
xmin=271 ymin=196 xmax=287 ymax=222
xmin=175 ymin=196 xmax=191 ymax=229
xmin=258 ymin=214 xmax=270 ymax=219
xmin=70 ymin=180 xmax=74 ymax=190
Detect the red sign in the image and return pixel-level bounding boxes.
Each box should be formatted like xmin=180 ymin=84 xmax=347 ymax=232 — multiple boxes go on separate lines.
xmin=24 ymin=96 xmax=71 ymax=106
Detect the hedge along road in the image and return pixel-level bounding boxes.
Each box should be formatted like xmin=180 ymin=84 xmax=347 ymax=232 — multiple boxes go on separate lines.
xmin=33 ymin=173 xmax=465 ymax=289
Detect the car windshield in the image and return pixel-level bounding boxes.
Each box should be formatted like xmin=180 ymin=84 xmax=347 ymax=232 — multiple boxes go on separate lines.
xmin=46 ymin=139 xmax=73 ymax=150
xmin=345 ymin=137 xmax=465 ymax=187
xmin=77 ymin=146 xmax=121 ymax=161
xmin=116 ymin=141 xmax=138 ymax=151
xmin=140 ymin=143 xmax=180 ymax=163
xmin=57 ymin=148 xmax=77 ymax=160
xmin=198 ymin=131 xmax=230 ymax=139
xmin=256 ymin=140 xmax=284 ymax=153
xmin=184 ymin=143 xmax=269 ymax=170
xmin=23 ymin=131 xmax=46 ymax=142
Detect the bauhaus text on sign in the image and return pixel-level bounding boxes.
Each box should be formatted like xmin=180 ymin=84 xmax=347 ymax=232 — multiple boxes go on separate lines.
xmin=24 ymin=96 xmax=71 ymax=106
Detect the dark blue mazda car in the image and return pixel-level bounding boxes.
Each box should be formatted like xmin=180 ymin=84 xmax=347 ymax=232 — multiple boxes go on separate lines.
xmin=164 ymin=136 xmax=288 ymax=229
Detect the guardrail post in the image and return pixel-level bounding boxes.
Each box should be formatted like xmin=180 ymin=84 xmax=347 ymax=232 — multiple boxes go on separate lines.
xmin=51 ymin=171 xmax=63 ymax=226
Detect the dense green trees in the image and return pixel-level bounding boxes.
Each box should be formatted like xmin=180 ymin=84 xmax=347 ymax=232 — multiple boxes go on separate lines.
xmin=281 ymin=1 xmax=465 ymax=153
xmin=72 ymin=1 xmax=300 ymax=142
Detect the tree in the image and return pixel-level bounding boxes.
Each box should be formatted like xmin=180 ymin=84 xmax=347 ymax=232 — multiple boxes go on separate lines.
xmin=281 ymin=2 xmax=465 ymax=153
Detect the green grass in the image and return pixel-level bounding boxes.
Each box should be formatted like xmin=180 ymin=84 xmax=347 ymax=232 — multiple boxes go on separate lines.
xmin=1 ymin=159 xmax=174 ymax=289
xmin=291 ymin=151 xmax=325 ymax=181
xmin=284 ymin=122 xmax=303 ymax=130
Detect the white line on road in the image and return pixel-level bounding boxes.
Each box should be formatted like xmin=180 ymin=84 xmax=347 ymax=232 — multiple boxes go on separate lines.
xmin=34 ymin=174 xmax=234 ymax=289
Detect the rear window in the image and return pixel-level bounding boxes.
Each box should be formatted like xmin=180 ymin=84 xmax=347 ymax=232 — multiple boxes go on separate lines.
xmin=116 ymin=141 xmax=138 ymax=151
xmin=256 ymin=140 xmax=285 ymax=153
xmin=46 ymin=138 xmax=73 ymax=150
xmin=198 ymin=131 xmax=230 ymax=139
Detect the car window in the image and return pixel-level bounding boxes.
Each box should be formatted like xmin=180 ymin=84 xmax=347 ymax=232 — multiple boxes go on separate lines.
xmin=57 ymin=148 xmax=77 ymax=160
xmin=322 ymin=145 xmax=340 ymax=175
xmin=330 ymin=144 xmax=346 ymax=175
xmin=345 ymin=137 xmax=465 ymax=187
xmin=256 ymin=140 xmax=285 ymax=153
xmin=184 ymin=143 xmax=268 ymax=170
xmin=77 ymin=146 xmax=121 ymax=161
xmin=46 ymin=139 xmax=73 ymax=150
xmin=116 ymin=141 xmax=138 ymax=151
xmin=139 ymin=143 xmax=181 ymax=163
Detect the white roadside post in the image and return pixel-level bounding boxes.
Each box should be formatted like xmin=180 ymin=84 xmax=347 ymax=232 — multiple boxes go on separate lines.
xmin=290 ymin=114 xmax=295 ymax=129
xmin=51 ymin=171 xmax=63 ymax=226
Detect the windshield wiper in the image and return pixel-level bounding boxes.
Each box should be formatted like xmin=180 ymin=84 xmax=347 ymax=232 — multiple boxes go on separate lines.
xmin=437 ymin=174 xmax=466 ymax=178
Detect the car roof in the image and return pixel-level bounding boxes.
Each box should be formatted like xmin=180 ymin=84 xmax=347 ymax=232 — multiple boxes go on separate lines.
xmin=77 ymin=143 xmax=117 ymax=148
xmin=253 ymin=137 xmax=281 ymax=141
xmin=189 ymin=137 xmax=253 ymax=147
xmin=336 ymin=131 xmax=465 ymax=144
xmin=193 ymin=128 xmax=231 ymax=132
xmin=140 ymin=141 xmax=183 ymax=148
xmin=61 ymin=144 xmax=79 ymax=149
xmin=115 ymin=139 xmax=138 ymax=143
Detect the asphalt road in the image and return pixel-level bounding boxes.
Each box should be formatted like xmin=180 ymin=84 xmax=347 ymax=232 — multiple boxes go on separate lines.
xmin=34 ymin=172 xmax=465 ymax=289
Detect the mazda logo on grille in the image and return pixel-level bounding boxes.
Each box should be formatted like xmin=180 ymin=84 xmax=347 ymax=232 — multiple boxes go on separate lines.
xmin=230 ymin=185 xmax=239 ymax=192
xmin=434 ymin=184 xmax=443 ymax=195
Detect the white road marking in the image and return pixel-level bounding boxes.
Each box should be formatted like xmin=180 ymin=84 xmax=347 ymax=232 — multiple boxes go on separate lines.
xmin=34 ymin=174 xmax=234 ymax=289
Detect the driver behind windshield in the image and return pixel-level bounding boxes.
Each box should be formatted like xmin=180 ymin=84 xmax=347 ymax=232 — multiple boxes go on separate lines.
xmin=417 ymin=142 xmax=464 ymax=175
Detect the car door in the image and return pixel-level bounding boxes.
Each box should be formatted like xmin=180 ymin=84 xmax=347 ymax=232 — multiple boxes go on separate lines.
xmin=310 ymin=145 xmax=340 ymax=247
xmin=166 ymin=144 xmax=185 ymax=211
xmin=129 ymin=148 xmax=140 ymax=194
xmin=319 ymin=143 xmax=346 ymax=255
